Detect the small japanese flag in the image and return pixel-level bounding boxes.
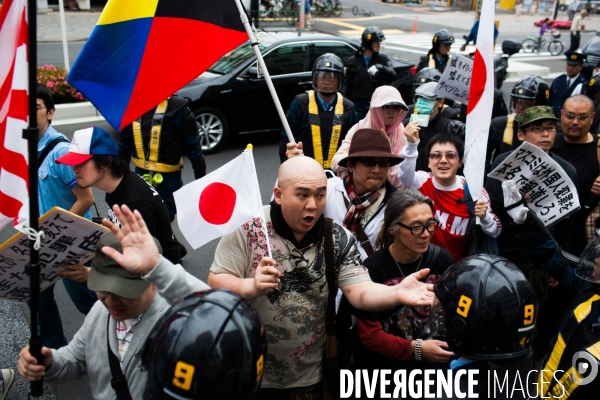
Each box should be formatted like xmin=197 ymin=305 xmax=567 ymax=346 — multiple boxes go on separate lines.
xmin=174 ymin=149 xmax=263 ymax=249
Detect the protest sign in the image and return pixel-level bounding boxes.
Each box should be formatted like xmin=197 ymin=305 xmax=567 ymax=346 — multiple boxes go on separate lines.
xmin=434 ymin=54 xmax=474 ymax=105
xmin=410 ymin=114 xmax=430 ymax=127
xmin=0 ymin=207 xmax=110 ymax=303
xmin=487 ymin=142 xmax=580 ymax=226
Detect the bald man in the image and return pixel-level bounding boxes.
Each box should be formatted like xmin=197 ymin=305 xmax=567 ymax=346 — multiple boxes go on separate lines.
xmin=208 ymin=156 xmax=434 ymax=396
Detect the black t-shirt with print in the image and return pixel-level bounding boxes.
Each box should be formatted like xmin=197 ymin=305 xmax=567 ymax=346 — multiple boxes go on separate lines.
xmin=105 ymin=170 xmax=182 ymax=263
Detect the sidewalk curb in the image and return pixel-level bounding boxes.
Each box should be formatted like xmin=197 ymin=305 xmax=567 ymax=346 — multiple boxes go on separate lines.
xmin=53 ymin=102 xmax=105 ymax=127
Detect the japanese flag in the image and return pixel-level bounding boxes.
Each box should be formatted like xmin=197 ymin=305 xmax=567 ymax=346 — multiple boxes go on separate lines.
xmin=174 ymin=149 xmax=263 ymax=249
xmin=464 ymin=0 xmax=496 ymax=202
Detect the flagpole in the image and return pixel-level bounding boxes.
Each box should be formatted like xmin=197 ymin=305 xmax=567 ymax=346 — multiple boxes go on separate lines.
xmin=25 ymin=0 xmax=44 ymax=396
xmin=246 ymin=145 xmax=273 ymax=259
xmin=235 ymin=0 xmax=295 ymax=144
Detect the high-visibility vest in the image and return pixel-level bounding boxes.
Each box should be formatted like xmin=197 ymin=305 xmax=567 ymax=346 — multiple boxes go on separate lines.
xmin=307 ymin=90 xmax=344 ymax=169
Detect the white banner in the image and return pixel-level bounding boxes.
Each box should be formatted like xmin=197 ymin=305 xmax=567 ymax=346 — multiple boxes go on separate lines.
xmin=434 ymin=54 xmax=474 ymax=105
xmin=0 ymin=207 xmax=110 ymax=303
xmin=487 ymin=142 xmax=580 ymax=226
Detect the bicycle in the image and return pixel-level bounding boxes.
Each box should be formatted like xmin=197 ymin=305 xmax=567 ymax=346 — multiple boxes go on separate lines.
xmin=521 ymin=30 xmax=564 ymax=56
xmin=352 ymin=6 xmax=374 ymax=16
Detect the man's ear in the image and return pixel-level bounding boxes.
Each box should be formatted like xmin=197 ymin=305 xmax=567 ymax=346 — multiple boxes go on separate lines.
xmin=46 ymin=107 xmax=56 ymax=120
xmin=273 ymin=186 xmax=283 ymax=205
xmin=517 ymin=129 xmax=526 ymax=142
xmin=346 ymin=161 xmax=354 ymax=173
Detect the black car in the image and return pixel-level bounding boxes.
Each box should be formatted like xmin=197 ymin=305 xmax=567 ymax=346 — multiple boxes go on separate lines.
xmin=177 ymin=31 xmax=415 ymax=152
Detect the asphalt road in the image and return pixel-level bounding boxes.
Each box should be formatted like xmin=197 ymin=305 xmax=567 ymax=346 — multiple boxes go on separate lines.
xmin=6 ymin=1 xmax=600 ymax=398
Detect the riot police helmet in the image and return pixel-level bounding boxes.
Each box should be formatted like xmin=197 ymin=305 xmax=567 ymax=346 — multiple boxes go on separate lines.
xmin=584 ymin=72 xmax=600 ymax=103
xmin=575 ymin=231 xmax=600 ymax=287
xmin=414 ymin=67 xmax=442 ymax=89
xmin=432 ymin=28 xmax=455 ymax=47
xmin=510 ymin=75 xmax=551 ymax=109
xmin=143 ymin=289 xmax=267 ymax=400
xmin=361 ymin=26 xmax=386 ymax=52
xmin=312 ymin=53 xmax=344 ymax=94
xmin=432 ymin=255 xmax=537 ymax=360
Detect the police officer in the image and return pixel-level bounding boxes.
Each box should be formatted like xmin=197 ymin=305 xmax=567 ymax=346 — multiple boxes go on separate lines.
xmin=417 ymin=28 xmax=455 ymax=74
xmin=343 ymin=26 xmax=397 ymax=121
xmin=279 ymin=53 xmax=356 ymax=166
xmin=143 ymin=289 xmax=268 ymax=399
xmin=431 ymin=255 xmax=537 ymax=399
xmin=487 ymin=75 xmax=551 ymax=173
xmin=502 ymin=180 xmax=600 ymax=399
xmin=583 ymin=72 xmax=600 ymax=134
xmin=119 ymin=96 xmax=206 ymax=222
xmin=550 ymin=51 xmax=588 ymax=117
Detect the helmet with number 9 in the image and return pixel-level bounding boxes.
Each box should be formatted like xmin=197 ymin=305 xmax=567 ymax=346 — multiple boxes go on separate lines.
xmin=142 ymin=289 xmax=267 ymax=400
xmin=431 ymin=255 xmax=537 ymax=360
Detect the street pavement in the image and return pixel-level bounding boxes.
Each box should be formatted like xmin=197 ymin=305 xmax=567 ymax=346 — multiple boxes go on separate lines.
xmin=4 ymin=1 xmax=600 ymax=399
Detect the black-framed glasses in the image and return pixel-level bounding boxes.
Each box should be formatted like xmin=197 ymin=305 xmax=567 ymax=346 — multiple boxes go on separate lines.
xmin=36 ymin=105 xmax=46 ymax=112
xmin=398 ymin=220 xmax=439 ymax=236
xmin=525 ymin=125 xmax=556 ymax=133
xmin=95 ymin=291 xmax=135 ymax=302
xmin=563 ymin=113 xmax=590 ymax=121
xmin=428 ymin=151 xmax=459 ymax=161
xmin=358 ymin=158 xmax=391 ymax=168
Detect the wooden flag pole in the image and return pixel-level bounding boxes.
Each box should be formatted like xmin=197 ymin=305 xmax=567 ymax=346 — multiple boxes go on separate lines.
xmin=235 ymin=0 xmax=295 ymax=144
xmin=24 ymin=0 xmax=44 ymax=396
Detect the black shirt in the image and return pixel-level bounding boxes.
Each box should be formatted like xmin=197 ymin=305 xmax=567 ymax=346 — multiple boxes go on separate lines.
xmin=105 ymin=170 xmax=182 ymax=263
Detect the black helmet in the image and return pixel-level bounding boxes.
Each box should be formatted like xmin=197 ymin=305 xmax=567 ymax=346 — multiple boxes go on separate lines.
xmin=414 ymin=67 xmax=442 ymax=89
xmin=143 ymin=289 xmax=267 ymax=400
xmin=312 ymin=53 xmax=344 ymax=94
xmin=361 ymin=26 xmax=386 ymax=51
xmin=432 ymin=28 xmax=455 ymax=46
xmin=510 ymin=75 xmax=551 ymax=107
xmin=584 ymin=72 xmax=600 ymax=102
xmin=432 ymin=255 xmax=537 ymax=360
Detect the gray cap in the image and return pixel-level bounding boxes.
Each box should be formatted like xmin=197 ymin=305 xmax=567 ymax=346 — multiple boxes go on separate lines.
xmin=415 ymin=81 xmax=443 ymax=100
xmin=87 ymin=233 xmax=162 ymax=299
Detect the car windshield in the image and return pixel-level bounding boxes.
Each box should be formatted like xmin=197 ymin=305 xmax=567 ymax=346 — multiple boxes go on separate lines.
xmin=208 ymin=41 xmax=264 ymax=75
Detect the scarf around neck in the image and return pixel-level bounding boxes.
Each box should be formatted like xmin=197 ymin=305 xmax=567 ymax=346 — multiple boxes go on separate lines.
xmin=342 ymin=174 xmax=384 ymax=232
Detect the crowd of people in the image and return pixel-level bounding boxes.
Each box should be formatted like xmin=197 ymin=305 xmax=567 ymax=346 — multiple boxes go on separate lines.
xmin=2 ymin=23 xmax=600 ymax=400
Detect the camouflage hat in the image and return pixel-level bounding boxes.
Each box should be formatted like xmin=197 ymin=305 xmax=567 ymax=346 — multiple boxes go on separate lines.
xmin=517 ymin=105 xmax=557 ymax=127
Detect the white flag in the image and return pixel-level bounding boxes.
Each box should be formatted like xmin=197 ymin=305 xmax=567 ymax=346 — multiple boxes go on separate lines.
xmin=174 ymin=149 xmax=263 ymax=249
xmin=464 ymin=0 xmax=496 ymax=202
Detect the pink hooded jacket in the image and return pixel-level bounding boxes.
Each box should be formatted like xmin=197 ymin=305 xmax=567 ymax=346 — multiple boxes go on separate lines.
xmin=331 ymin=85 xmax=408 ymax=188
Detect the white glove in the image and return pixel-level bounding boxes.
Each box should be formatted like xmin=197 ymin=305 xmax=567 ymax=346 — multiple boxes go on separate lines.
xmin=502 ymin=180 xmax=528 ymax=224
xmin=367 ymin=65 xmax=379 ymax=80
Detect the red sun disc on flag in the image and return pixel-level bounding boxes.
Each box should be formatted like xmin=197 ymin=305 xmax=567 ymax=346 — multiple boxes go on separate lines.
xmin=199 ymin=182 xmax=236 ymax=225
xmin=467 ymin=49 xmax=487 ymax=114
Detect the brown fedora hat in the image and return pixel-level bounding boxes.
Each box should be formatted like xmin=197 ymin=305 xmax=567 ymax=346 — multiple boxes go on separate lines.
xmin=338 ymin=128 xmax=403 ymax=167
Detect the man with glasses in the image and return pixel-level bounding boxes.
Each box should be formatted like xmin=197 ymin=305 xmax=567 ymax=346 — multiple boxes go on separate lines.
xmin=552 ymin=95 xmax=598 ymax=255
xmin=399 ymin=132 xmax=502 ymax=261
xmin=33 ymin=84 xmax=96 ymax=350
xmin=280 ymin=53 xmax=355 ymax=165
xmin=486 ymin=106 xmax=578 ymax=271
xmin=550 ymin=52 xmax=588 ymax=117
xmin=323 ymin=128 xmax=402 ymax=259
xmin=17 ymin=231 xmax=210 ymax=399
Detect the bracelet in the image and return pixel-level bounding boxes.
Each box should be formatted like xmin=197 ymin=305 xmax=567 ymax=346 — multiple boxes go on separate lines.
xmin=415 ymin=339 xmax=423 ymax=361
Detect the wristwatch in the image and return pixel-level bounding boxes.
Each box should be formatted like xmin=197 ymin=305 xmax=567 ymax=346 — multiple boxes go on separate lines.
xmin=415 ymin=339 xmax=423 ymax=360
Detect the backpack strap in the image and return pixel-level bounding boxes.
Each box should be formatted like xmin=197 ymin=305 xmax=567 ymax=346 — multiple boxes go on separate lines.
xmin=324 ymin=217 xmax=337 ymax=335
xmin=457 ymin=180 xmax=476 ymax=235
xmin=106 ymin=315 xmax=133 ymax=400
xmin=38 ymin=137 xmax=69 ymax=169
xmin=422 ymin=244 xmax=441 ymax=271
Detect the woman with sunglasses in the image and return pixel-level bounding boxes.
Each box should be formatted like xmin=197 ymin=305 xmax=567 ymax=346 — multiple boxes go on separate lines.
xmin=338 ymin=188 xmax=454 ymax=398
xmin=330 ymin=85 xmax=409 ymax=188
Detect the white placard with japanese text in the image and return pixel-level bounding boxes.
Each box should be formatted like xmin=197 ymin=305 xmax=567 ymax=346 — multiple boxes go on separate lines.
xmin=0 ymin=207 xmax=110 ymax=303
xmin=487 ymin=142 xmax=580 ymax=226
xmin=434 ymin=53 xmax=474 ymax=105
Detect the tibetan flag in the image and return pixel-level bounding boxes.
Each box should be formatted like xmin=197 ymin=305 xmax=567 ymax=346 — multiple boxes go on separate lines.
xmin=0 ymin=0 xmax=29 ymax=229
xmin=67 ymin=0 xmax=247 ymax=131
xmin=174 ymin=149 xmax=263 ymax=249
xmin=463 ymin=0 xmax=495 ymax=202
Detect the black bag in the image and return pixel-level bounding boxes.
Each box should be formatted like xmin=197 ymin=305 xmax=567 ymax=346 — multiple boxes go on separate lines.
xmin=463 ymin=182 xmax=500 ymax=256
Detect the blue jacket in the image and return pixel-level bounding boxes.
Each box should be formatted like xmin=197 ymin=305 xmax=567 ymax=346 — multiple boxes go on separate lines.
xmin=550 ymin=73 xmax=588 ymax=116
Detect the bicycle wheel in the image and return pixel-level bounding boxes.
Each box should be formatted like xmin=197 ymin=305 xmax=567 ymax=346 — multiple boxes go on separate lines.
xmin=323 ymin=7 xmax=331 ymax=17
xmin=521 ymin=38 xmax=537 ymax=53
xmin=549 ymin=40 xmax=564 ymax=56
xmin=334 ymin=2 xmax=342 ymax=16
xmin=352 ymin=5 xmax=358 ymax=15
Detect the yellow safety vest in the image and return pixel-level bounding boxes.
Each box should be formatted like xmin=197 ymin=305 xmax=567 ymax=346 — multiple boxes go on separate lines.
xmin=538 ymin=294 xmax=600 ymax=399
xmin=307 ymin=90 xmax=344 ymax=169
xmin=428 ymin=53 xmax=450 ymax=69
xmin=132 ymin=99 xmax=183 ymax=173
xmin=503 ymin=114 xmax=516 ymax=147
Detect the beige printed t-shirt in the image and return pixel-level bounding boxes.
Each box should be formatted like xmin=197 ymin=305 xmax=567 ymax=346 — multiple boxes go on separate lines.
xmin=210 ymin=206 xmax=370 ymax=389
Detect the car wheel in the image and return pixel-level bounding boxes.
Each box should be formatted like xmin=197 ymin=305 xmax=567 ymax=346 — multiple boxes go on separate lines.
xmin=194 ymin=107 xmax=229 ymax=153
